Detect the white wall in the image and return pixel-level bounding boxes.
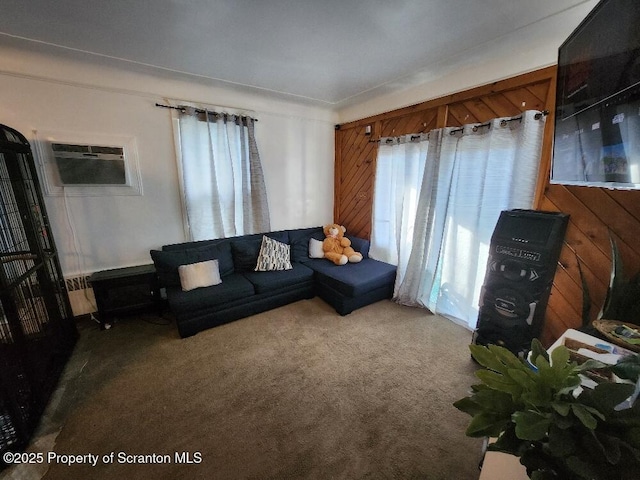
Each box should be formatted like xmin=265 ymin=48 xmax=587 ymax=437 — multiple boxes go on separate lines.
xmin=0 ymin=39 xmax=337 ymax=279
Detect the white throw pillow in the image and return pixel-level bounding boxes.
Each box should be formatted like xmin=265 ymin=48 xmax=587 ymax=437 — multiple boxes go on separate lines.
xmin=178 ymin=259 xmax=222 ymax=291
xmin=308 ymin=238 xmax=325 ymax=258
xmin=255 ymin=236 xmax=292 ymax=271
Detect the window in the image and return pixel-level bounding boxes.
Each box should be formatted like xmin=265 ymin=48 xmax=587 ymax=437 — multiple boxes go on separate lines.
xmin=175 ymin=108 xmax=270 ymax=240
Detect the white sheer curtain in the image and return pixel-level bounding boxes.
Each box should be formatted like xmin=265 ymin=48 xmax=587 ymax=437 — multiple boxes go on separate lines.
xmin=372 ymin=111 xmax=546 ymax=330
xmin=370 ymin=133 xmax=428 ymax=268
xmin=176 ymin=109 xmax=270 ymax=241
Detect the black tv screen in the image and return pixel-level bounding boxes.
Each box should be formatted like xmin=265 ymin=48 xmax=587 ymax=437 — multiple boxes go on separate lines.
xmin=552 ymin=0 xmax=640 ymax=189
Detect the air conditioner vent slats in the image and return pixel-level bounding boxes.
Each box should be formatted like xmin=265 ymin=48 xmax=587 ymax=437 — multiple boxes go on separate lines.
xmin=51 ymin=143 xmax=89 ymax=153
xmin=51 ymin=143 xmax=124 ymax=160
xmin=35 ymin=131 xmax=142 ymax=197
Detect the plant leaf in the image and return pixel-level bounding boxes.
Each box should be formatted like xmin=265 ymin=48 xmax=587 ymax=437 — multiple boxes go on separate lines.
xmin=612 ymin=354 xmax=640 ymax=382
xmin=533 ymin=353 xmax=552 ymax=372
xmin=557 ymin=374 xmax=582 ymax=396
xmin=625 ymin=427 xmax=640 ymax=450
xmin=581 ymin=382 xmax=636 ymax=413
xmin=551 ymin=401 xmax=571 ymax=416
xmin=595 ymin=432 xmax=622 ymax=464
xmin=507 ymin=368 xmax=536 ymax=391
xmin=551 ymin=345 xmax=571 ymax=370
xmin=554 ymin=413 xmax=575 ymax=430
xmin=469 ymin=344 xmax=508 ymax=373
xmin=475 ymin=370 xmax=522 ymax=397
xmin=470 ymin=383 xmax=489 ymax=393
xmin=536 ymin=346 xmax=580 ymax=394
xmin=548 ymin=423 xmax=576 ymax=457
xmin=489 ymin=344 xmax=525 ymax=370
xmin=472 ymin=388 xmax=517 ymax=415
xmin=488 ymin=425 xmax=522 ymax=455
xmin=453 ymin=397 xmax=483 ymax=416
xmin=584 ymin=404 xmax=606 ymax=421
xmin=530 ymin=338 xmax=549 ymax=364
xmin=575 ymin=251 xmax=592 ymax=327
xmin=599 ymin=234 xmax=625 ymax=320
xmin=575 ymin=359 xmax=609 ymax=373
xmin=571 ymin=404 xmax=598 ymax=429
xmin=465 ymin=412 xmax=509 ymax=438
xmin=520 ymin=449 xmax=562 ymax=480
xmin=521 ymin=384 xmax=554 ymax=408
xmin=566 ymin=455 xmax=599 ymax=480
xmin=512 ymin=410 xmax=551 ymax=441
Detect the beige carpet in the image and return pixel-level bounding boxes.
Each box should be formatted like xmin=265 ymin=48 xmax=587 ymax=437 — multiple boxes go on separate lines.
xmin=9 ymin=298 xmax=484 ymax=480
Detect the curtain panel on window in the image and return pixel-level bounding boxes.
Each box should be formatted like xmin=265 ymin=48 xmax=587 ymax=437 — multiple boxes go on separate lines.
xmin=176 ymin=109 xmax=270 ymax=241
xmin=369 ymin=133 xmax=429 ymax=267
xmin=370 ymin=111 xmax=546 ymax=330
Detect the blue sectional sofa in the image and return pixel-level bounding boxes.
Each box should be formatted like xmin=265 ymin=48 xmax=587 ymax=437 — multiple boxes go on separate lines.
xmin=150 ymin=226 xmax=397 ymax=338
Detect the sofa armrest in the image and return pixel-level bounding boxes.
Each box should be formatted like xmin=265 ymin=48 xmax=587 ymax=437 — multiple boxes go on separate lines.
xmin=348 ymin=237 xmax=370 ymax=259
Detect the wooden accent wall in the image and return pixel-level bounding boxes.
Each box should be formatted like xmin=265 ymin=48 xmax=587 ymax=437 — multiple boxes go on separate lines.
xmin=541 ymin=186 xmax=640 ymax=345
xmin=335 ymin=67 xmax=556 ymax=239
xmin=335 ymin=65 xmax=640 ymax=346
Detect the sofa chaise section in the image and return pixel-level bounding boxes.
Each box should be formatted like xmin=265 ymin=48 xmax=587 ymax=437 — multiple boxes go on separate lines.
xmin=304 ymin=257 xmax=397 ymax=315
xmin=295 ymin=234 xmax=396 ymax=315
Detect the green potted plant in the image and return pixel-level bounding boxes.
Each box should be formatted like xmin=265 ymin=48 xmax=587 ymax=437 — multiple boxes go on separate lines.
xmin=454 ymin=340 xmax=640 ymax=480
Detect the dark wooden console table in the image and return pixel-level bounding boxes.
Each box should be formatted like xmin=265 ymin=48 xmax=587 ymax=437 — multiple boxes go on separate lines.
xmin=90 ymin=264 xmax=161 ymax=330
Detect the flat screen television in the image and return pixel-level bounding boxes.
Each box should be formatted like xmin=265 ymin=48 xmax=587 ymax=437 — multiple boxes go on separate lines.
xmin=551 ymin=0 xmax=640 ymax=189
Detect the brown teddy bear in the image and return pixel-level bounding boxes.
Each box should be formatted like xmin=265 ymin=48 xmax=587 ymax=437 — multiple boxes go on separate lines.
xmin=322 ymin=224 xmax=363 ymax=265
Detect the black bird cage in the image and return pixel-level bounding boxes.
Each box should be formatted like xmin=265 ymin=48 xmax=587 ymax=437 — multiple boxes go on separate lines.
xmin=0 ymin=124 xmax=77 ymax=464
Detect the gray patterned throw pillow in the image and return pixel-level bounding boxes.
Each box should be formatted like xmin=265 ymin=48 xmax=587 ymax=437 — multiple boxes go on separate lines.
xmin=255 ymin=236 xmax=292 ymax=271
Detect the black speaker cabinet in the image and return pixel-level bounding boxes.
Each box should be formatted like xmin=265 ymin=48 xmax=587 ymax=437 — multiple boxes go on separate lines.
xmin=472 ymin=209 xmax=569 ymax=355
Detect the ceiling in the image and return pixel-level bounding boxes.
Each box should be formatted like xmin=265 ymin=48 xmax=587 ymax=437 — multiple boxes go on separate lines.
xmin=0 ymin=0 xmax=592 ymax=107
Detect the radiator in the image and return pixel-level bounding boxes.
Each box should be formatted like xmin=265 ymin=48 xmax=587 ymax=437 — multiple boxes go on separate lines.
xmin=64 ymin=275 xmax=97 ymax=316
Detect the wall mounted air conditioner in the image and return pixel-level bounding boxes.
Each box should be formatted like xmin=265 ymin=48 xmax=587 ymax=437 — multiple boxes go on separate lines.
xmin=33 ymin=130 xmax=143 ymax=196
xmin=51 ymin=143 xmax=127 ymax=186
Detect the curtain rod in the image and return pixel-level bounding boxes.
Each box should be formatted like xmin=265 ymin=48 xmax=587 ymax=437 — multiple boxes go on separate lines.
xmin=155 ymin=103 xmax=258 ymax=121
xmin=370 ymin=110 xmax=549 ymax=142
xmin=448 ymin=110 xmax=547 ymax=135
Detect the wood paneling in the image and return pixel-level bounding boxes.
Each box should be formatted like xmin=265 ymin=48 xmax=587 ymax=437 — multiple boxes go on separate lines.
xmin=335 ymin=65 xmax=640 ymax=345
xmin=380 ymin=110 xmax=438 ymax=137
xmin=335 ymin=68 xmax=555 ymax=239
xmin=334 ymin=124 xmax=377 ymax=239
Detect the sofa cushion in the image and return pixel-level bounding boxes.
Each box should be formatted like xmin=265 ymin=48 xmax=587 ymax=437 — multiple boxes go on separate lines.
xmin=231 ymin=231 xmax=289 ymax=272
xmin=288 ymin=227 xmax=325 ymax=263
xmin=151 ymin=242 xmax=234 ymax=287
xmin=167 ymin=273 xmax=255 ymax=313
xmin=348 ymin=236 xmax=370 ymax=259
xmin=231 ymin=238 xmax=262 ymax=272
xmin=243 ymin=263 xmax=314 ymax=294
xmin=305 ymin=258 xmax=396 ymax=297
xmin=255 ymin=235 xmax=292 ymax=271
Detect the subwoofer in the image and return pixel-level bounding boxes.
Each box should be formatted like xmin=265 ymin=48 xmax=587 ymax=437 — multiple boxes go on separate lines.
xmin=472 ymin=209 xmax=569 ymax=356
